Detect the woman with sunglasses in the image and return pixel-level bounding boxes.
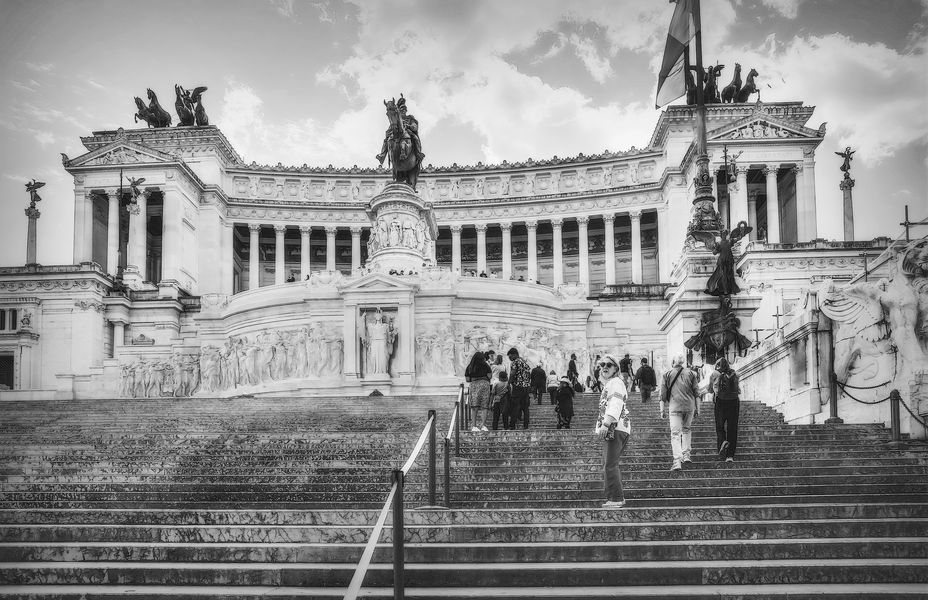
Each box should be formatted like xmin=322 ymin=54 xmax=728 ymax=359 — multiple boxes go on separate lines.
xmin=595 ymin=353 xmax=631 ymax=508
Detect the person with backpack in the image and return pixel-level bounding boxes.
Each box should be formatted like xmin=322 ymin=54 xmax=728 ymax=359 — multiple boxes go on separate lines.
xmin=530 ymin=364 xmax=547 ymax=405
xmin=490 ymin=371 xmax=510 ymax=431
xmin=659 ymin=354 xmax=700 ymax=471
xmin=555 ymin=376 xmax=575 ymax=429
xmin=634 ymin=357 xmax=657 ymax=402
xmin=712 ymin=357 xmax=741 ymax=462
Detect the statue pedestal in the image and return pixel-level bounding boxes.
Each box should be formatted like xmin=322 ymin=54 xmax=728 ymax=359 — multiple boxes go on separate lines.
xmin=366 ymin=183 xmax=437 ymax=274
xmin=658 ymin=247 xmax=761 ymax=363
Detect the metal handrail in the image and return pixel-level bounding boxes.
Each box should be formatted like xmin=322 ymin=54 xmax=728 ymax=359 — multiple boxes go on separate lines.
xmin=344 ymin=411 xmax=435 ymax=600
xmin=443 ymin=383 xmax=465 ymax=508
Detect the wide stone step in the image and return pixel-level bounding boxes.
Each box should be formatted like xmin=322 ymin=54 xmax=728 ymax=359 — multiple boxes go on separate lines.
xmin=0 ymin=583 xmax=925 ymax=599
xmin=4 ymin=536 xmax=927 ymax=563
xmin=3 ymin=558 xmax=927 ymax=586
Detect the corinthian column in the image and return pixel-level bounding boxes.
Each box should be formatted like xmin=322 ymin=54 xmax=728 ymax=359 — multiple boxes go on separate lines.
xmin=551 ymin=218 xmax=564 ymax=286
xmin=526 ymin=220 xmax=538 ymax=282
xmin=603 ymin=213 xmax=616 ymax=286
xmin=577 ymin=215 xmax=590 ymax=289
xmin=629 ymin=209 xmax=642 ymax=284
xmin=475 ymin=223 xmax=488 ymax=275
xmin=127 ymin=191 xmax=148 ymax=280
xmin=801 ymin=154 xmax=818 ymax=240
xmin=763 ymin=165 xmax=780 ymax=243
xmin=274 ymin=225 xmax=286 ymax=284
xmin=73 ymin=187 xmax=87 ymax=263
xmin=248 ymin=224 xmax=261 ymax=289
xmin=731 ymin=169 xmax=748 ymax=229
xmin=299 ymin=225 xmax=311 ymax=280
xmin=450 ymin=224 xmax=462 ymax=274
xmin=106 ymin=191 xmax=119 ymax=276
xmin=325 ymin=225 xmax=337 ymax=271
xmin=350 ymin=226 xmax=363 ymax=272
xmin=500 ymin=222 xmax=512 ymax=279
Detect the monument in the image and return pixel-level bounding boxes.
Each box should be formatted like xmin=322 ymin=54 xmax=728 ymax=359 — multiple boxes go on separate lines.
xmin=24 ymin=179 xmax=43 ymax=266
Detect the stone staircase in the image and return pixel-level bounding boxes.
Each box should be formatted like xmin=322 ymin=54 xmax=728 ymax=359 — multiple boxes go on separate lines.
xmin=1 ymin=391 xmax=927 ymax=598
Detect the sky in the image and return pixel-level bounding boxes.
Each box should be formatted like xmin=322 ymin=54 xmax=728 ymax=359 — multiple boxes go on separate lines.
xmin=0 ymin=0 xmax=926 ymax=267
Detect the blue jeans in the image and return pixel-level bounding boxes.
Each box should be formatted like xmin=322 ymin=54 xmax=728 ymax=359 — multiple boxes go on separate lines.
xmin=604 ymin=431 xmax=630 ymax=502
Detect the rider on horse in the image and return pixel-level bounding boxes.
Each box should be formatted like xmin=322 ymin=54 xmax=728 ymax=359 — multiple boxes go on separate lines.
xmin=377 ymin=95 xmax=424 ymax=165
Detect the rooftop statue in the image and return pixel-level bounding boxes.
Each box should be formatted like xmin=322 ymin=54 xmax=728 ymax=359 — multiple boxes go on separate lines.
xmin=703 ymin=64 xmax=724 ymax=104
xmin=133 ymin=88 xmax=172 ymax=128
xmin=720 ymin=63 xmax=742 ymax=103
xmin=735 ymin=68 xmax=760 ymax=103
xmin=174 ymin=85 xmax=209 ymax=127
xmin=836 ymin=146 xmax=855 ymax=178
xmin=376 ymin=94 xmax=423 ymax=191
xmin=25 ymin=179 xmax=45 ymax=209
xmin=690 ymin=220 xmax=753 ymax=297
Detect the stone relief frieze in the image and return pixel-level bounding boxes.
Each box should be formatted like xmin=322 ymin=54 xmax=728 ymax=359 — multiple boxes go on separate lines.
xmin=0 ymin=279 xmax=106 ymax=293
xmin=119 ymin=353 xmax=200 ymax=398
xmin=725 ymin=121 xmax=793 ymax=140
xmin=819 ymin=239 xmax=928 ymax=400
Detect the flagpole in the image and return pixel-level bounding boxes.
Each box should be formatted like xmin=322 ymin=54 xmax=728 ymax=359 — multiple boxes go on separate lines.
xmin=693 ymin=0 xmax=706 ymax=156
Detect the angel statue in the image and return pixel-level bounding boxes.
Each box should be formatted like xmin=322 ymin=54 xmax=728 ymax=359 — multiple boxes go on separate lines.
xmin=127 ymin=177 xmax=146 ymax=203
xmin=25 ymin=179 xmax=45 ymax=209
xmin=835 ymin=146 xmax=855 ymax=177
xmin=690 ymin=221 xmax=752 ymax=297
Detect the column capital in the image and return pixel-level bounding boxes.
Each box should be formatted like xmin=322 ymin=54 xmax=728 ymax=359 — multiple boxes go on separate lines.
xmin=349 ymin=225 xmax=363 ymax=235
xmin=450 ymin=224 xmax=463 ymax=234
xmin=762 ymin=164 xmax=779 ymax=177
xmin=550 ymin=218 xmax=563 ymax=229
xmin=274 ymin=224 xmax=287 ymax=234
xmin=601 ymin=212 xmax=615 ymax=224
xmin=299 ymin=224 xmax=312 ymax=235
xmin=248 ymin=223 xmax=262 ymax=233
xmin=748 ymin=189 xmax=760 ymax=202
xmin=525 ymin=219 xmax=538 ymax=230
xmin=499 ymin=221 xmax=513 ymax=232
xmin=792 ymin=164 xmax=804 ymax=175
xmin=475 ymin=223 xmax=488 ymax=233
xmin=628 ymin=209 xmax=642 ymax=221
xmin=576 ymin=215 xmax=590 ymax=227
xmin=324 ymin=224 xmax=338 ymax=236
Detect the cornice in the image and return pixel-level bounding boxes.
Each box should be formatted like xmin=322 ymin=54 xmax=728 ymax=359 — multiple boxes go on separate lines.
xmin=80 ymin=126 xmax=243 ymax=166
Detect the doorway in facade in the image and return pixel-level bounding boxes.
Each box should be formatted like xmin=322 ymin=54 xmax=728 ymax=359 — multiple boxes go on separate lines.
xmin=0 ymin=354 xmax=14 ymax=390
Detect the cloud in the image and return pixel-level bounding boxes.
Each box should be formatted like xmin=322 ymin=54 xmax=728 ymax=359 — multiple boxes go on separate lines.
xmin=760 ymin=0 xmax=802 ymax=19
xmin=567 ymin=33 xmax=613 ymax=84
xmin=24 ymin=62 xmax=54 ymax=73
xmin=10 ymin=80 xmax=37 ymax=93
xmin=268 ymin=0 xmax=296 ymax=19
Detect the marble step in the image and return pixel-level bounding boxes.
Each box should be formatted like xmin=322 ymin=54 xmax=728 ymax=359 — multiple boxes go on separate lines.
xmin=2 ymin=518 xmax=924 ymax=544
xmin=0 ymin=583 xmax=925 ymax=599
xmin=4 ymin=536 xmax=927 ymax=563
xmin=3 ymin=503 xmax=927 ymax=526
xmin=3 ymin=558 xmax=927 ymax=587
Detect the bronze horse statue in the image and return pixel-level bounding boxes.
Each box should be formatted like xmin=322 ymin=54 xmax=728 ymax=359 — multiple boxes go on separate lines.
xmin=174 ymin=85 xmax=195 ymax=126
xmin=735 ymin=68 xmax=759 ymax=103
xmin=703 ymin=64 xmax=724 ymax=104
xmin=721 ymin=63 xmax=742 ymax=103
xmin=381 ymin=98 xmax=420 ymax=190
xmin=134 ymin=88 xmax=172 ymax=128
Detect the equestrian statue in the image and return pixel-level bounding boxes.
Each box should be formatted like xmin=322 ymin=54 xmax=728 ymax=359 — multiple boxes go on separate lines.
xmin=735 ymin=68 xmax=759 ymax=103
xmin=174 ymin=85 xmax=209 ymax=127
xmin=720 ymin=63 xmax=742 ymax=104
xmin=133 ymin=88 xmax=172 ymax=128
xmin=377 ymin=94 xmax=424 ymax=191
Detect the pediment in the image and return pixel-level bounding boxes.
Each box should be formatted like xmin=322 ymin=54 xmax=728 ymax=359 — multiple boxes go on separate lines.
xmin=64 ymin=138 xmax=176 ymax=169
xmin=337 ymin=272 xmax=419 ymax=293
xmin=709 ymin=110 xmax=825 ymax=142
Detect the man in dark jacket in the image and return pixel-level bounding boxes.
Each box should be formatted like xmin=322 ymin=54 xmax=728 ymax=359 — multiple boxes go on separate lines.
xmin=507 ymin=348 xmax=532 ymax=429
xmin=530 ymin=364 xmax=547 ymax=405
xmin=634 ymin=357 xmax=657 ymax=402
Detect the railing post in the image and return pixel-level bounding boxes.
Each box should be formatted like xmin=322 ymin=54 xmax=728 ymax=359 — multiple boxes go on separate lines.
xmin=890 ymin=389 xmax=902 ymax=442
xmin=392 ymin=468 xmax=404 ymax=600
xmin=454 ymin=400 xmax=461 ymax=457
xmin=427 ymin=409 xmax=436 ymax=507
xmin=443 ymin=437 xmax=452 ymax=508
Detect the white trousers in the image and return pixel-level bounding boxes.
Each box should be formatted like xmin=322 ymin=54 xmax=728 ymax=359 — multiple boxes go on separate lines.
xmin=669 ymin=411 xmax=694 ymax=462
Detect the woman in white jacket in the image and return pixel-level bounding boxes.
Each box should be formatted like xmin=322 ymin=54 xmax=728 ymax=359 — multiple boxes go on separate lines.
xmin=595 ymin=353 xmax=631 ymax=508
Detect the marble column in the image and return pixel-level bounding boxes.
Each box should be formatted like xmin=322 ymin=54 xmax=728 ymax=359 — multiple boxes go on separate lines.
xmin=715 ymin=166 xmax=730 ymax=230
xmin=451 ymin=225 xmax=462 ymax=274
xmin=731 ymin=169 xmax=749 ymax=229
xmin=657 ymin=207 xmax=670 ymax=282
xmin=475 ymin=223 xmax=488 ymax=275
xmin=577 ymin=215 xmax=590 ymax=290
xmin=801 ymin=155 xmax=818 ymax=240
xmin=500 ymin=222 xmax=512 ymax=280
xmin=603 ymin=213 xmax=616 ymax=286
xmin=127 ymin=192 xmax=148 ymax=280
xmin=106 ymin=192 xmax=119 ymax=276
xmin=350 ymin=226 xmax=363 ymax=272
xmin=299 ymin=225 xmax=311 ymax=280
xmin=222 ymin=222 xmax=234 ymax=295
xmin=248 ymin=224 xmax=261 ymax=290
xmin=112 ymin=320 xmax=126 ymax=349
xmin=747 ymin=191 xmax=759 ymax=241
xmin=342 ymin=304 xmax=359 ymax=380
xmin=161 ymin=186 xmax=183 ymax=284
xmin=325 ymin=225 xmax=337 ymax=271
xmin=629 ymin=210 xmax=642 ymax=284
xmin=764 ymin=165 xmax=781 ymax=244
xmin=526 ymin=220 xmax=538 ymax=282
xmin=82 ymin=191 xmax=93 ymax=264
xmin=840 ymin=176 xmax=855 ymax=242
xmin=551 ymin=218 xmax=564 ymax=287
xmin=792 ymin=165 xmax=806 ymax=241
xmin=72 ymin=187 xmax=87 ymax=263
xmin=274 ymin=225 xmax=286 ymax=285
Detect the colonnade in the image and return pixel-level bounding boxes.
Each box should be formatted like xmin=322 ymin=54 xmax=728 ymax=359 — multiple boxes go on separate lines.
xmin=244 ymin=223 xmax=366 ymax=287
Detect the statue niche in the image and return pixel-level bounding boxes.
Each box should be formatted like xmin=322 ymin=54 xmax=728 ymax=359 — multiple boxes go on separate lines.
xmin=360 ymin=308 xmax=397 ymax=377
